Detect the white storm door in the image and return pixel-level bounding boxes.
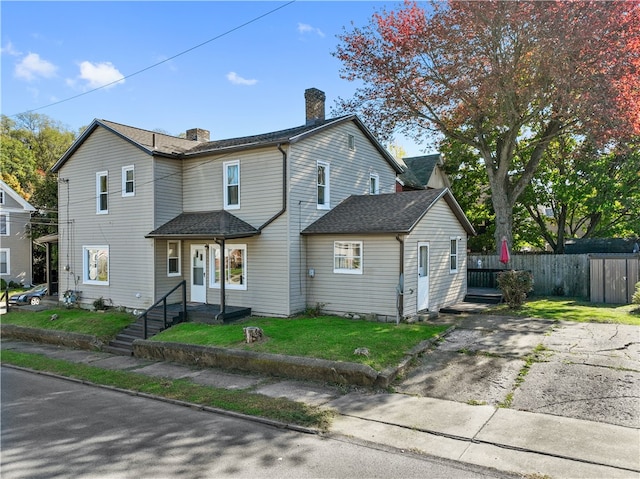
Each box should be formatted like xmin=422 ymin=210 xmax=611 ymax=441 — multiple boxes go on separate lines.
xmin=417 ymin=242 xmax=429 ymax=312
xmin=190 ymin=244 xmax=206 ymax=302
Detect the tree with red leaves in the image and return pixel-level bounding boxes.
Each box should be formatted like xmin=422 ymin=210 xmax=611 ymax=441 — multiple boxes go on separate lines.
xmin=335 ymin=1 xmax=640 ymax=252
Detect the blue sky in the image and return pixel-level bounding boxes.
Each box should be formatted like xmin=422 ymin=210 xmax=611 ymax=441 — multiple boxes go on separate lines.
xmin=2 ymin=1 xmax=431 ymax=157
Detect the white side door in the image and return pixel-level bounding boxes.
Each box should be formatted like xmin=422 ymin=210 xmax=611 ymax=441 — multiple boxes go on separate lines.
xmin=190 ymin=244 xmax=206 ymax=303
xmin=417 ymin=242 xmax=429 ymax=312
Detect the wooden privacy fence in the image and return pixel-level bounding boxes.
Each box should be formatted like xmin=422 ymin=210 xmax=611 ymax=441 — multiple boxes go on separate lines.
xmin=589 ymin=255 xmax=639 ymax=304
xmin=468 ymin=254 xmax=590 ymax=298
xmin=468 ymin=253 xmax=640 ymax=303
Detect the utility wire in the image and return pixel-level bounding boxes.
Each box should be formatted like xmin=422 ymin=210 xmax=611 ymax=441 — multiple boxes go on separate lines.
xmin=10 ymin=1 xmax=297 ymax=117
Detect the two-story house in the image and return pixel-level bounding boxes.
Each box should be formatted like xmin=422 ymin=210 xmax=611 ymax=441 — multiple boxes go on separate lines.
xmin=52 ymin=88 xmax=473 ymax=320
xmin=0 ymin=180 xmax=36 ymax=286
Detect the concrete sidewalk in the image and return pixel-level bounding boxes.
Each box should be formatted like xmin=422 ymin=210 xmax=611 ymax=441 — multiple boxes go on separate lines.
xmin=2 ymin=339 xmax=638 ymax=479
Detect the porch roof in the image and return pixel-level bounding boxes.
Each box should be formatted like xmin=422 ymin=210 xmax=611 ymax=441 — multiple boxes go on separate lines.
xmin=146 ymin=210 xmax=260 ymax=239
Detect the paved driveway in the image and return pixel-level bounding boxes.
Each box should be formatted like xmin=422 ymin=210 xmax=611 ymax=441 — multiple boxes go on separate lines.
xmin=395 ymin=315 xmax=640 ymax=428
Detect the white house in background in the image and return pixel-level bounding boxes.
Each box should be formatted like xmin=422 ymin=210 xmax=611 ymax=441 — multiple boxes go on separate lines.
xmin=0 ymin=180 xmax=36 ymax=286
xmin=51 ymin=88 xmax=474 ymax=320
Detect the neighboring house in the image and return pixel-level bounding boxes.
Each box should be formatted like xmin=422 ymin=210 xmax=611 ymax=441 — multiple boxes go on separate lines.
xmin=397 ymin=154 xmax=451 ymax=191
xmin=0 ymin=180 xmax=36 ymax=286
xmin=51 ymin=88 xmax=473 ymax=319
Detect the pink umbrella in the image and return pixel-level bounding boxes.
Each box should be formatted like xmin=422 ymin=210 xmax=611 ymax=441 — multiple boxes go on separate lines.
xmin=499 ymin=236 xmax=510 ymax=264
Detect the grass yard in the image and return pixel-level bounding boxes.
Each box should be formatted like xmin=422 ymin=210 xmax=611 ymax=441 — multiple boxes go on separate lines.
xmin=488 ymin=297 xmax=640 ymax=325
xmin=152 ymin=316 xmax=451 ymax=371
xmin=0 ymin=308 xmax=135 ymax=341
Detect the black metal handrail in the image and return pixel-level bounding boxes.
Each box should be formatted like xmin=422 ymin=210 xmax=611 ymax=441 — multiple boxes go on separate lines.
xmin=141 ymin=280 xmax=187 ymax=339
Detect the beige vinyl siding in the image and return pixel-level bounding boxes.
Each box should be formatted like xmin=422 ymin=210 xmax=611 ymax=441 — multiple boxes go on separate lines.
xmin=0 ymin=210 xmax=32 ymax=284
xmin=57 ymin=127 xmax=156 ymax=310
xmin=287 ymin=122 xmax=398 ymax=314
xmin=154 ymin=157 xmax=183 ymax=228
xmin=153 ymin=239 xmax=186 ymax=304
xmin=404 ymin=198 xmax=467 ymax=315
xmin=305 ymin=234 xmax=401 ymax=318
xmin=182 ymin=147 xmax=284 ymax=226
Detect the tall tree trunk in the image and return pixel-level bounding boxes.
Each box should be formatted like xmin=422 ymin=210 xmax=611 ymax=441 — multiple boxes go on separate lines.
xmin=491 ymin=190 xmax=514 ymax=256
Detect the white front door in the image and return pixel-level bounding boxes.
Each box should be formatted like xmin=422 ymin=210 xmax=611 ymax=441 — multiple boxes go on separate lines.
xmin=417 ymin=242 xmax=429 ymax=312
xmin=190 ymin=244 xmax=206 ymax=302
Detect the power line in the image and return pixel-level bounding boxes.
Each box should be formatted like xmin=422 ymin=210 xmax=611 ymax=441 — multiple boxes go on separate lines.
xmin=10 ymin=1 xmax=297 ymax=117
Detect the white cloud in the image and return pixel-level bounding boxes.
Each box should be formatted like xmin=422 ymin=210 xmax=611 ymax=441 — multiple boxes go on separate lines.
xmin=226 ymin=71 xmax=258 ymax=86
xmin=298 ymin=23 xmax=325 ymax=38
xmin=77 ymin=61 xmax=125 ymax=89
xmin=15 ymin=53 xmax=57 ymax=81
xmin=1 ymin=41 xmax=21 ymax=56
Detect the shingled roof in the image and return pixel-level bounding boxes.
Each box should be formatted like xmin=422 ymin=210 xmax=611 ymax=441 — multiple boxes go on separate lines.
xmin=301 ymin=189 xmax=475 ymax=236
xmin=146 ymin=211 xmax=259 ymax=239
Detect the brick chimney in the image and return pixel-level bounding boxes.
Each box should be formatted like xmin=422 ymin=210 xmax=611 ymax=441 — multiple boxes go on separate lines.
xmin=305 ymin=88 xmax=326 ymax=125
xmin=185 ymin=128 xmax=210 ymax=142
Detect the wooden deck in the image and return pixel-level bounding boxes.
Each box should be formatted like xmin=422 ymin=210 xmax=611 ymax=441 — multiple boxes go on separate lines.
xmin=185 ymin=302 xmax=251 ymax=324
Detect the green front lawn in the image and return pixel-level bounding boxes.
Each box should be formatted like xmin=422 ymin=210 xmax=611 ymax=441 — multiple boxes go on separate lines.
xmin=1 ymin=308 xmax=135 ymax=341
xmin=488 ymin=297 xmax=640 ymax=325
xmin=152 ymin=316 xmax=450 ymax=371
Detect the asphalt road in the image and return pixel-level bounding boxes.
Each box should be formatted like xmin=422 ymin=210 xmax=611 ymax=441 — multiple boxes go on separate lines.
xmin=1 ymin=368 xmax=516 ymax=479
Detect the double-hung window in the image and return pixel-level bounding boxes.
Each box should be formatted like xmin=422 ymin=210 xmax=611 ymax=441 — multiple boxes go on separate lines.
xmin=449 ymin=237 xmax=459 ymax=273
xmin=0 ymin=249 xmax=9 ymax=275
xmin=122 ymin=165 xmax=135 ymax=197
xmin=224 ymin=160 xmax=240 ymax=209
xmin=96 ymin=171 xmax=108 ymax=214
xmin=0 ymin=190 xmax=5 ymax=204
xmin=210 ymin=244 xmax=247 ymax=290
xmin=83 ymin=245 xmax=109 ymax=285
xmin=334 ymin=241 xmax=363 ymax=274
xmin=317 ymin=161 xmax=330 ymax=210
xmin=0 ymin=214 xmax=8 ymax=236
xmin=369 ymin=173 xmax=379 ymax=195
xmin=167 ymin=240 xmax=181 ymax=276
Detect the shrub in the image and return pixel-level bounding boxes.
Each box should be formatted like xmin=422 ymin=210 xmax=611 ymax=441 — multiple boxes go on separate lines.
xmin=633 ymin=282 xmax=640 ymax=306
xmin=497 ymin=270 xmax=534 ymax=309
xmin=0 ymin=279 xmax=6 ymax=290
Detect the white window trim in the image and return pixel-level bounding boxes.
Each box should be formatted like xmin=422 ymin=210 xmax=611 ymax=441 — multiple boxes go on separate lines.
xmin=0 ymin=248 xmax=10 ymax=275
xmin=209 ymin=243 xmax=247 ymax=290
xmin=0 ymin=213 xmax=9 ymax=236
xmin=333 ymin=241 xmax=363 ymax=275
xmin=122 ymin=165 xmax=135 ymax=197
xmin=0 ymin=190 xmax=5 ymax=205
xmin=369 ymin=173 xmax=380 ymax=195
xmin=82 ymin=245 xmax=110 ymax=285
xmin=449 ymin=237 xmax=459 ymax=273
xmin=96 ymin=171 xmax=108 ymax=214
xmin=167 ymin=240 xmax=181 ymax=277
xmin=317 ymin=160 xmax=330 ymax=210
xmin=223 ymin=160 xmax=240 ymax=210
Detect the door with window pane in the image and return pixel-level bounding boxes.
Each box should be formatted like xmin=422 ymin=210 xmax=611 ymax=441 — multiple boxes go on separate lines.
xmin=417 ymin=242 xmax=429 ymax=312
xmin=190 ymin=245 xmax=206 ymax=302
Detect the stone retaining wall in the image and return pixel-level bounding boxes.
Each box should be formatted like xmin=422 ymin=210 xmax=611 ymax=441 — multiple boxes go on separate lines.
xmin=0 ymin=324 xmax=104 ymax=350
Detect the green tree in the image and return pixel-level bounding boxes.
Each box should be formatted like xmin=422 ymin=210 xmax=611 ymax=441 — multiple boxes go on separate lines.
xmin=334 ymin=1 xmax=640 ymax=253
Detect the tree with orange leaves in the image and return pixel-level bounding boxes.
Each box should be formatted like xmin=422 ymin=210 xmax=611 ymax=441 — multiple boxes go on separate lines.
xmin=335 ymin=1 xmax=640 ymax=252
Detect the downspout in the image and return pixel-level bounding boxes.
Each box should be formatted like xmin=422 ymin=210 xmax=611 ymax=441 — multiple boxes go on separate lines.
xmin=395 ymin=234 xmax=404 ymax=324
xmin=258 ymin=144 xmax=287 ymax=231
xmin=215 ymin=237 xmax=226 ymax=321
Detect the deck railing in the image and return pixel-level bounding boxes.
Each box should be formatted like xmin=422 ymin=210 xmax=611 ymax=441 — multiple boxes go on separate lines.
xmin=141 ymin=280 xmax=187 ymax=339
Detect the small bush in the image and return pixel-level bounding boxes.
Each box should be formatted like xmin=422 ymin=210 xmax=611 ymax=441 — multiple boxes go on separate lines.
xmin=303 ymin=302 xmax=325 ymax=317
xmin=0 ymin=279 xmax=6 ymax=290
xmin=632 ymin=282 xmax=640 ymax=309
xmin=497 ymin=270 xmax=534 ymax=309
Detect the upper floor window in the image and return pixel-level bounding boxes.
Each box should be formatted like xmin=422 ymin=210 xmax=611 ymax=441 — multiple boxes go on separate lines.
xmin=317 ymin=160 xmax=330 ymax=210
xmin=210 ymin=243 xmax=247 ymax=290
xmin=369 ymin=173 xmax=380 ymax=195
xmin=122 ymin=165 xmax=135 ymax=197
xmin=348 ymin=134 xmax=355 ymax=150
xmin=83 ymin=245 xmax=109 ymax=285
xmin=0 ymin=190 xmax=5 ymax=205
xmin=0 ymin=214 xmax=8 ymax=236
xmin=450 ymin=237 xmax=459 ymax=273
xmin=334 ymin=241 xmax=363 ymax=274
xmin=224 ymin=160 xmax=240 ymax=209
xmin=167 ymin=240 xmax=181 ymax=276
xmin=96 ymin=171 xmax=108 ymax=214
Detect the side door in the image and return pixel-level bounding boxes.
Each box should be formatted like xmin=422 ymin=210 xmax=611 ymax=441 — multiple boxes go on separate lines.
xmin=190 ymin=244 xmax=206 ymax=302
xmin=417 ymin=242 xmax=429 ymax=312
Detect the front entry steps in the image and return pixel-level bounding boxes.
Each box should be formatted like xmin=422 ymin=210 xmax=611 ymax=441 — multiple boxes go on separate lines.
xmin=104 ymin=307 xmax=183 ymax=356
